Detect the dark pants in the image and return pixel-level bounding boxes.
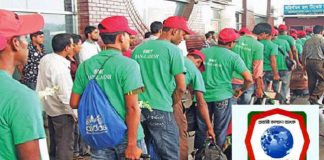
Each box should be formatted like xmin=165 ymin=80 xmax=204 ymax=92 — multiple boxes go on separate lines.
xmin=48 ymin=114 xmax=75 ymax=160
xmin=263 ymin=71 xmax=290 ymax=102
xmin=232 ymin=84 xmax=255 ymax=104
xmin=73 ymin=123 xmax=88 ymax=156
xmin=306 ymin=59 xmax=324 ymax=103
xmin=173 ymin=102 xmax=188 ymax=160
xmin=142 ymin=108 xmax=179 ymax=160
xmin=194 ymin=99 xmax=232 ymax=149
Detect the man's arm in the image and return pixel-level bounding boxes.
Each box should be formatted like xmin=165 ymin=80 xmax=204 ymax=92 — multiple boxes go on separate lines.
xmin=17 ymin=140 xmax=41 ymax=160
xmin=70 ymin=93 xmax=81 ymax=109
xmin=124 ymin=94 xmax=142 ymax=159
xmin=234 ymin=71 xmax=253 ymax=98
xmin=195 ymin=91 xmax=215 ymax=141
xmin=173 ymin=73 xmax=186 ymax=105
xmin=270 ymin=55 xmax=280 ymax=81
xmin=252 ymin=60 xmax=264 ymax=98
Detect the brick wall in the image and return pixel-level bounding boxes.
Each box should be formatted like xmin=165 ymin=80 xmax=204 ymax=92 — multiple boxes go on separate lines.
xmin=77 ymin=0 xmax=148 ymax=38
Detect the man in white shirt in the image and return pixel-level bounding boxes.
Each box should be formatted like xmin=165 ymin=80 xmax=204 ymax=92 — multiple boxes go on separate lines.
xmin=79 ymin=26 xmax=101 ymax=63
xmin=37 ymin=33 xmax=75 ymax=160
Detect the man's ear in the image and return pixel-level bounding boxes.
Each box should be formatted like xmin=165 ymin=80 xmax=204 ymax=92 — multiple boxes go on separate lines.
xmin=10 ymin=37 xmax=20 ymax=52
xmin=171 ymin=29 xmax=177 ymax=36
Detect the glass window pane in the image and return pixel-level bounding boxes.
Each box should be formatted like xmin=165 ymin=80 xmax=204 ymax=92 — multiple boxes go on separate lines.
xmin=0 ymin=0 xmax=73 ymax=12
xmin=133 ymin=0 xmax=185 ymax=26
xmin=41 ymin=14 xmax=75 ymax=53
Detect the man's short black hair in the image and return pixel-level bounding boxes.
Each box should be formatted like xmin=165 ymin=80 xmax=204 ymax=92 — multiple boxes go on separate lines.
xmin=162 ymin=27 xmax=171 ymax=32
xmin=144 ymin=32 xmax=151 ymax=39
xmin=313 ymin=25 xmax=323 ymax=34
xmin=205 ymin=32 xmax=213 ymax=39
xmin=84 ymin=26 xmax=97 ymax=38
xmin=252 ymin=23 xmax=272 ymax=35
xmin=208 ymin=31 xmax=215 ymax=35
xmin=30 ymin=31 xmax=44 ymax=39
xmin=150 ymin=21 xmax=163 ymax=34
xmin=52 ymin=33 xmax=72 ymax=53
xmin=71 ymin=34 xmax=82 ymax=44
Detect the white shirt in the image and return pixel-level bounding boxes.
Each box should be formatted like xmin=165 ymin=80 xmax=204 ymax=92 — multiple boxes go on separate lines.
xmin=79 ymin=40 xmax=101 ymax=63
xmin=36 ymin=53 xmax=74 ymax=117
xmin=178 ymin=40 xmax=188 ymax=56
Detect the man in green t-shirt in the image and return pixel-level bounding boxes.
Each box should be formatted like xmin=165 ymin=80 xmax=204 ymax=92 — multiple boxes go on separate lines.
xmin=200 ymin=28 xmax=253 ymax=149
xmin=232 ymin=27 xmax=264 ymax=104
xmin=272 ymin=28 xmax=293 ymax=104
xmin=253 ymin=23 xmax=280 ymax=93
xmin=177 ymin=50 xmax=215 ymax=159
xmin=278 ymin=24 xmax=302 ymax=68
xmin=132 ymin=16 xmax=190 ymax=160
xmin=70 ymin=16 xmax=146 ymax=160
xmin=0 ymin=9 xmax=46 ymax=160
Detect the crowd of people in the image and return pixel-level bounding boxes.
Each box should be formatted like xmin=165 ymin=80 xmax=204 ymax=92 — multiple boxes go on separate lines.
xmin=0 ymin=8 xmax=324 ymax=160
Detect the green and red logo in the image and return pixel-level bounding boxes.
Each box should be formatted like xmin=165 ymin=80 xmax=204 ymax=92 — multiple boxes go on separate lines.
xmin=245 ymin=108 xmax=310 ymax=160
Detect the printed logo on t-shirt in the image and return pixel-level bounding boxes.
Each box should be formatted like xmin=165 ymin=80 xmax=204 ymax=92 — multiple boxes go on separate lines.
xmin=87 ymin=69 xmax=112 ymax=80
xmin=206 ymin=58 xmax=222 ymax=68
xmin=134 ymin=49 xmax=160 ymax=59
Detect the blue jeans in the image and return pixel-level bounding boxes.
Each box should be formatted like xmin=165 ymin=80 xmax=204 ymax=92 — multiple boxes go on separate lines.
xmin=90 ymin=139 xmax=147 ymax=160
xmin=194 ymin=99 xmax=232 ymax=149
xmin=141 ymin=109 xmax=179 ymax=160
xmin=232 ymin=84 xmax=256 ymax=104
xmin=264 ymin=71 xmax=290 ymax=102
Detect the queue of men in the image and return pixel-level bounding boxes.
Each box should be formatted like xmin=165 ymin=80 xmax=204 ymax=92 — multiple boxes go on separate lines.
xmin=1 ymin=8 xmax=324 ymax=160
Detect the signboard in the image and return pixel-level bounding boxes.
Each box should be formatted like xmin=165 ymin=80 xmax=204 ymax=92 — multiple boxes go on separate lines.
xmin=284 ymin=4 xmax=324 ymax=15
xmin=232 ymin=105 xmax=319 ymax=160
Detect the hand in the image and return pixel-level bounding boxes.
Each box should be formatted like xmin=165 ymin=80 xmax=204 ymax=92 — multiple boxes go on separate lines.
xmin=297 ymin=63 xmax=304 ymax=70
xmin=207 ymin=128 xmax=216 ymax=143
xmin=255 ymin=87 xmax=264 ymax=98
xmin=233 ymin=89 xmax=243 ymax=99
xmin=125 ymin=145 xmax=142 ymax=160
xmin=273 ymin=73 xmax=280 ymax=81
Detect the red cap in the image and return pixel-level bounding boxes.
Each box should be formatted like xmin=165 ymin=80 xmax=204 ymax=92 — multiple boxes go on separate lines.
xmin=305 ymin=27 xmax=313 ymax=33
xmin=272 ymin=27 xmax=278 ymax=36
xmin=278 ymin=24 xmax=288 ymax=31
xmin=218 ymin=28 xmax=240 ymax=43
xmin=99 ymin=16 xmax=137 ymax=35
xmin=0 ymin=9 xmax=44 ymax=50
xmin=290 ymin=29 xmax=297 ymax=35
xmin=188 ymin=50 xmax=206 ymax=72
xmin=163 ymin=16 xmax=194 ymax=35
xmin=291 ymin=33 xmax=298 ymax=39
xmin=239 ymin=27 xmax=251 ymax=35
xmin=297 ymin=30 xmax=306 ymax=38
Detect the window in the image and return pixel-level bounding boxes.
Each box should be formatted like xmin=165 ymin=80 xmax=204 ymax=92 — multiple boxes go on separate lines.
xmin=133 ymin=0 xmax=187 ymax=26
xmin=236 ymin=12 xmax=242 ymax=30
xmin=0 ymin=0 xmax=77 ymax=53
xmin=211 ymin=8 xmax=221 ymax=32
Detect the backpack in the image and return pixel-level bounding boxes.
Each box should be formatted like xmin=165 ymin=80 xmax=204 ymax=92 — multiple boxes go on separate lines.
xmin=194 ymin=141 xmax=228 ymax=160
xmin=78 ymin=55 xmax=127 ymax=149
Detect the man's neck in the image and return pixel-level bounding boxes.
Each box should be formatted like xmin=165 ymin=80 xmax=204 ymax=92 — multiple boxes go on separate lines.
xmin=158 ymin=33 xmax=172 ymax=42
xmin=56 ymin=51 xmax=68 ymax=58
xmin=0 ymin=52 xmax=15 ymax=75
xmin=217 ymin=44 xmax=230 ymax=49
xmin=32 ymin=41 xmax=42 ymax=52
xmin=87 ymin=39 xmax=95 ymax=43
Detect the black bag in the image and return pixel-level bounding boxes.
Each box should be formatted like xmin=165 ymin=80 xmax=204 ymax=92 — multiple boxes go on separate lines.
xmin=185 ymin=103 xmax=197 ymax=132
xmin=194 ymin=141 xmax=228 ymax=160
xmin=278 ymin=47 xmax=294 ymax=71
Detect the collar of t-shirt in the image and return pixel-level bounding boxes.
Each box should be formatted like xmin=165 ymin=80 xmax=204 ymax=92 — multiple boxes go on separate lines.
xmin=100 ymin=49 xmax=122 ymax=56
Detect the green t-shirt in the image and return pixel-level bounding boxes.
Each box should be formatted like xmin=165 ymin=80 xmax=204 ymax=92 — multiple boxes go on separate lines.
xmin=72 ymin=49 xmax=145 ymax=140
xmin=278 ymin=34 xmax=296 ymax=48
xmin=272 ymin=38 xmax=290 ymax=71
xmin=232 ymin=35 xmax=264 ymax=80
xmin=184 ymin=58 xmax=205 ymax=92
xmin=202 ymin=46 xmax=248 ymax=102
xmin=132 ymin=40 xmax=185 ymax=112
xmin=296 ymin=43 xmax=303 ymax=57
xmin=0 ymin=71 xmax=45 ymax=160
xmin=259 ymin=40 xmax=278 ymax=71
